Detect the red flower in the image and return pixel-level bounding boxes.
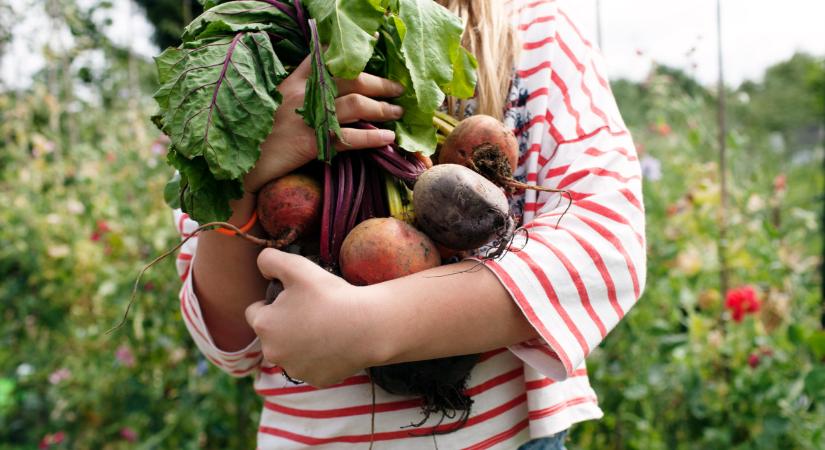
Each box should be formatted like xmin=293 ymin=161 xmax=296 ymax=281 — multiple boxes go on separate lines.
xmin=748 ymin=353 xmax=760 ymax=368
xmin=725 ymin=285 xmax=761 ymax=322
xmin=655 ymin=123 xmax=672 ymax=136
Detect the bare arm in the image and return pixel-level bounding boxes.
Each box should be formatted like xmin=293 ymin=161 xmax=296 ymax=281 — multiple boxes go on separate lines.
xmin=192 ymin=193 xmax=266 ymax=351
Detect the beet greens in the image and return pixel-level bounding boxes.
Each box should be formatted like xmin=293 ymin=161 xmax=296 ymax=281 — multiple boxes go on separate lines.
xmin=154 ymin=0 xmax=477 ymax=224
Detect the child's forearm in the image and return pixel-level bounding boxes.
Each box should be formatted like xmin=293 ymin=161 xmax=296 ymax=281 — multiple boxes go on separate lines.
xmin=365 ymin=260 xmax=540 ymax=365
xmin=192 ymin=192 xmax=268 ymax=351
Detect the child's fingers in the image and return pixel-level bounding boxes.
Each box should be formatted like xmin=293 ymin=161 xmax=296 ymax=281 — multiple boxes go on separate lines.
xmin=337 ymin=72 xmax=404 ymax=98
xmin=244 ymin=300 xmax=267 ymax=328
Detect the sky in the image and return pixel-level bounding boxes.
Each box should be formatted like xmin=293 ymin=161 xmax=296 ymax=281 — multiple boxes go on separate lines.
xmin=1 ymin=0 xmax=824 ymax=89
xmin=562 ymin=0 xmax=825 ymax=85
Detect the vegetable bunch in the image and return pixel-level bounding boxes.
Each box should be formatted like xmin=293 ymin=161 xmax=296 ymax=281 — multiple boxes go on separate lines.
xmin=153 ymin=0 xmax=478 ymax=226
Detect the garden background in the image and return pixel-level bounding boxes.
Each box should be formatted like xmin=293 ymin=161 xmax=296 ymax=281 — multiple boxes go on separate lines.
xmin=0 ymin=1 xmax=823 ymax=449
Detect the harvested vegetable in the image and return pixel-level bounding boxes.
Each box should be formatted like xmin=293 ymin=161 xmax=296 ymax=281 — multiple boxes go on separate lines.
xmin=413 ymin=164 xmax=513 ymax=250
xmin=439 ymin=114 xmax=519 ymax=185
xmin=256 ymin=173 xmax=322 ymax=245
xmin=339 ymin=217 xmax=439 ymax=286
xmin=436 ymin=113 xmax=573 ymax=217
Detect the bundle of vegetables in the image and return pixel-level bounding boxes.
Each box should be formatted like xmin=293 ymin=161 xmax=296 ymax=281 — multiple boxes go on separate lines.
xmin=148 ymin=0 xmax=569 ymax=434
xmin=154 ymin=0 xmax=477 ymax=264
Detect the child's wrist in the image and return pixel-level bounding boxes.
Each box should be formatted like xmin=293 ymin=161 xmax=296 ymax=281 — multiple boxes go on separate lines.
xmin=226 ymin=192 xmax=257 ymax=229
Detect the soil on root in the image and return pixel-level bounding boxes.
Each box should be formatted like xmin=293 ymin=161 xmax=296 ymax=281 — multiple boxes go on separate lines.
xmin=469 ymin=143 xmax=516 ymax=193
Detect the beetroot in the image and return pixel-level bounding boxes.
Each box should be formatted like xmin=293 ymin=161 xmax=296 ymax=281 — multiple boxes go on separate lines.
xmin=413 ymin=164 xmax=512 ymax=251
xmin=339 ymin=217 xmax=440 ymax=286
xmin=438 ymin=114 xmax=518 ymax=188
xmin=256 ymin=173 xmax=322 ymax=246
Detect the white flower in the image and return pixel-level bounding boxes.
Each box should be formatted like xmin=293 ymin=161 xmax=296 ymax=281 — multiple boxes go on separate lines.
xmin=16 ymin=363 xmax=34 ymax=378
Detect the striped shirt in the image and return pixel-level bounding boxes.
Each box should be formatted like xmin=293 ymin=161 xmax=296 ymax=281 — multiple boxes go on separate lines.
xmin=174 ymin=0 xmax=646 ymax=448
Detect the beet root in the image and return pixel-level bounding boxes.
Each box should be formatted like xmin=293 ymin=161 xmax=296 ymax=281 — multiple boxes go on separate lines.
xmin=439 ymin=115 xmax=518 ymax=187
xmin=256 ymin=174 xmax=322 ymax=246
xmin=339 ymin=217 xmax=440 ymax=286
xmin=413 ymin=164 xmax=512 ymax=250
xmin=368 ymin=354 xmax=480 ymax=433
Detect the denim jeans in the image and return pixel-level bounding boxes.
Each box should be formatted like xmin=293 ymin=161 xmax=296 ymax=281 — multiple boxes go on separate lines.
xmin=517 ymin=429 xmax=568 ymax=450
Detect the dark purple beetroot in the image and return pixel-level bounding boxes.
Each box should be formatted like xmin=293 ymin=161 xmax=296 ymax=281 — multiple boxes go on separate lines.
xmin=413 ymin=164 xmax=511 ymax=250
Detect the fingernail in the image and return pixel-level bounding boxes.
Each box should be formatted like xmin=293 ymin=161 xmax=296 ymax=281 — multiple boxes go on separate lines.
xmin=390 ymin=104 xmax=404 ymax=118
xmin=392 ymin=82 xmax=404 ymax=95
xmin=381 ymin=130 xmax=396 ymax=143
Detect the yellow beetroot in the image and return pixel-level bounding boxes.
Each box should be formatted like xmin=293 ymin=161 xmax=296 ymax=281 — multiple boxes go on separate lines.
xmin=339 ymin=217 xmax=440 ymax=286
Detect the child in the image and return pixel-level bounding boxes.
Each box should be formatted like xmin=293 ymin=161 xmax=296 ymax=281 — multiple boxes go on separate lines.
xmin=174 ymin=0 xmax=646 ymax=448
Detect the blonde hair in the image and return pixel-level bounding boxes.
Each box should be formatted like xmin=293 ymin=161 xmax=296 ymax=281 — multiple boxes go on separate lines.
xmin=440 ymin=0 xmax=519 ymax=119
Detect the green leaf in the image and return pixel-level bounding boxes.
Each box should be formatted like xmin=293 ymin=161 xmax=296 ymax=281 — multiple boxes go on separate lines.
xmin=153 ymin=47 xmax=184 ymax=110
xmin=164 ymin=172 xmax=182 ymax=209
xmin=396 ymin=0 xmax=465 ymax=111
xmin=380 ymin=16 xmax=437 ymax=154
xmin=182 ymin=1 xmax=300 ymax=43
xmin=298 ymin=19 xmax=342 ymax=163
xmin=304 ymin=0 xmax=386 ymax=79
xmin=375 ymin=3 xmax=476 ymax=155
xmin=807 ymin=330 xmax=825 ymax=360
xmin=167 ymin=148 xmax=244 ymax=223
xmin=443 ymin=47 xmax=478 ymax=99
xmin=804 ymin=367 xmax=825 ymax=401
xmin=156 ymin=31 xmax=287 ymax=181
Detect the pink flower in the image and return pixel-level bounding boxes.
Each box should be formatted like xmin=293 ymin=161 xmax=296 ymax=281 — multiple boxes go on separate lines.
xmin=48 ymin=368 xmax=71 ymax=384
xmin=90 ymin=231 xmax=101 ymax=242
xmin=725 ymin=286 xmax=761 ymax=322
xmin=655 ymin=123 xmax=672 ymax=136
xmin=116 ymin=345 xmax=136 ymax=368
xmin=39 ymin=431 xmax=66 ymax=449
xmin=773 ymin=174 xmax=786 ymax=193
xmin=748 ymin=353 xmax=760 ymax=368
xmin=120 ymin=427 xmax=138 ymax=442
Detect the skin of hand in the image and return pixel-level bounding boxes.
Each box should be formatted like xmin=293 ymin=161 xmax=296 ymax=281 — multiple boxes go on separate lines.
xmin=193 ymin=58 xmax=407 ymax=352
xmin=243 ymin=56 xmax=405 ymax=193
xmin=245 ymin=249 xmax=539 ymax=388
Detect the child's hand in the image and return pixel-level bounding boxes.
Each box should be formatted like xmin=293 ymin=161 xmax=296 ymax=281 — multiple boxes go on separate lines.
xmin=243 ymin=57 xmax=405 ymax=193
xmin=244 ymin=248 xmax=387 ymax=387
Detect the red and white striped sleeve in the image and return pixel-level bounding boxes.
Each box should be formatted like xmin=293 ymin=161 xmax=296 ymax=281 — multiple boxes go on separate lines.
xmin=173 ymin=209 xmax=262 ymax=377
xmin=490 ymin=0 xmax=646 ymax=380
